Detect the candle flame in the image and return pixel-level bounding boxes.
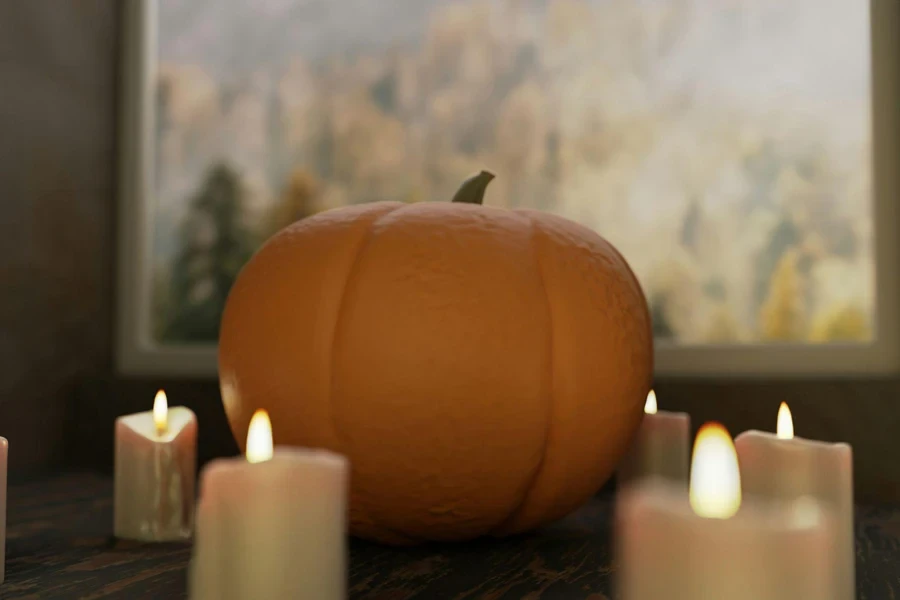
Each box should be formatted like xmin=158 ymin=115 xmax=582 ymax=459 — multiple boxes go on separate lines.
xmin=153 ymin=390 xmax=168 ymax=435
xmin=644 ymin=390 xmax=658 ymax=415
xmin=689 ymin=422 xmax=741 ymax=519
xmin=246 ymin=409 xmax=274 ymax=463
xmin=777 ymin=402 xmax=794 ymax=440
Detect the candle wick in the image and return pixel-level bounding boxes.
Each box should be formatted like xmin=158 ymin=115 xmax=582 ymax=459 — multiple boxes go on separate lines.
xmin=156 ymin=423 xmax=167 ymax=437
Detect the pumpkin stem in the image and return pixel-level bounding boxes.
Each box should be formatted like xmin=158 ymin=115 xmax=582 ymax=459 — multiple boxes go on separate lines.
xmin=451 ymin=170 xmax=495 ymax=205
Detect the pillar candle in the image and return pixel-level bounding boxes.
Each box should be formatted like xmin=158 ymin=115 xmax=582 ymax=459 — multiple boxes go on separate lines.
xmin=618 ymin=390 xmax=690 ymax=486
xmin=617 ymin=423 xmax=838 ymax=600
xmin=0 ymin=437 xmax=7 ymax=584
xmin=735 ymin=402 xmax=853 ymax=600
xmin=189 ymin=410 xmax=348 ymax=600
xmin=114 ymin=390 xmax=197 ymax=541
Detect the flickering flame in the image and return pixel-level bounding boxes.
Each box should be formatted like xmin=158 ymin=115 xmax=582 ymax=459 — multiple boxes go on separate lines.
xmin=777 ymin=402 xmax=794 ymax=440
xmin=644 ymin=390 xmax=658 ymax=415
xmin=246 ymin=409 xmax=274 ymax=464
xmin=153 ymin=390 xmax=168 ymax=435
xmin=689 ymin=422 xmax=741 ymax=519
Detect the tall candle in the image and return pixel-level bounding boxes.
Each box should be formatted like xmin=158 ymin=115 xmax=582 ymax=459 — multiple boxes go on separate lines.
xmin=114 ymin=390 xmax=197 ymax=541
xmin=617 ymin=423 xmax=838 ymax=600
xmin=735 ymin=403 xmax=853 ymax=600
xmin=189 ymin=410 xmax=348 ymax=600
xmin=618 ymin=390 xmax=690 ymax=486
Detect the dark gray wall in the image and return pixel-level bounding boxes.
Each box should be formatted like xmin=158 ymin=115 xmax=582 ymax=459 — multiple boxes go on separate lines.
xmin=0 ymin=1 xmax=118 ymax=473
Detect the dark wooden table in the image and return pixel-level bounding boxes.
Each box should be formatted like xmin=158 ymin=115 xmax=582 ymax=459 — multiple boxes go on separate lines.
xmin=3 ymin=472 xmax=899 ymax=599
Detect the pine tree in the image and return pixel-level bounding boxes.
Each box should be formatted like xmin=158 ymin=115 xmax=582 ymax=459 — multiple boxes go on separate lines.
xmin=264 ymin=167 xmax=320 ymax=239
xmin=704 ymin=305 xmax=743 ymax=343
xmin=266 ymin=79 xmax=289 ymax=191
xmin=163 ymin=163 xmax=254 ymax=342
xmin=650 ymin=294 xmax=676 ymax=339
xmin=809 ymin=304 xmax=871 ymax=343
xmin=754 ymin=216 xmax=800 ymax=309
xmin=759 ymin=249 xmax=806 ymax=341
xmin=680 ymin=199 xmax=702 ymax=254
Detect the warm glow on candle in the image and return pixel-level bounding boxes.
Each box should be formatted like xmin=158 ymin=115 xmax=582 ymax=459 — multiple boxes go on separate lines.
xmin=689 ymin=422 xmax=741 ymax=519
xmin=644 ymin=390 xmax=658 ymax=415
xmin=153 ymin=390 xmax=168 ymax=435
xmin=246 ymin=409 xmax=274 ymax=463
xmin=777 ymin=402 xmax=794 ymax=440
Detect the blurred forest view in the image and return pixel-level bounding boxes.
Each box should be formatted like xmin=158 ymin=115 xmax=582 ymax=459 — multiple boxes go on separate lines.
xmin=151 ymin=0 xmax=874 ymax=345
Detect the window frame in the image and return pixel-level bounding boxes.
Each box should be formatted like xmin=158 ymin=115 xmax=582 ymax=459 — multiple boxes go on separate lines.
xmin=115 ymin=0 xmax=900 ymax=377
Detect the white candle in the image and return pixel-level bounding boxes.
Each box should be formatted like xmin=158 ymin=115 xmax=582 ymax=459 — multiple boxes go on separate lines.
xmin=189 ymin=410 xmax=348 ymax=600
xmin=618 ymin=390 xmax=690 ymax=486
xmin=617 ymin=423 xmax=838 ymax=600
xmin=114 ymin=390 xmax=197 ymax=541
xmin=735 ymin=403 xmax=854 ymax=600
xmin=0 ymin=437 xmax=7 ymax=584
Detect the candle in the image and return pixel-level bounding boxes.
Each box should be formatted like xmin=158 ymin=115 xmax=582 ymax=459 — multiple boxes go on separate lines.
xmin=618 ymin=390 xmax=690 ymax=486
xmin=189 ymin=410 xmax=348 ymax=600
xmin=0 ymin=437 xmax=7 ymax=584
xmin=735 ymin=403 xmax=854 ymax=600
xmin=617 ymin=423 xmax=838 ymax=600
xmin=114 ymin=390 xmax=197 ymax=541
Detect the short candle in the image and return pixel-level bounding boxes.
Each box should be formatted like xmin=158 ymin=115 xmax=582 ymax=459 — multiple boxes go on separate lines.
xmin=114 ymin=390 xmax=197 ymax=541
xmin=617 ymin=422 xmax=838 ymax=600
xmin=0 ymin=437 xmax=8 ymax=584
xmin=189 ymin=409 xmax=348 ymax=600
xmin=618 ymin=390 xmax=691 ymax=486
xmin=735 ymin=403 xmax=854 ymax=600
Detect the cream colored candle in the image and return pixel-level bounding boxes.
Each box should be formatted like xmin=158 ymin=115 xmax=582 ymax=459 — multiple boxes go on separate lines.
xmin=617 ymin=423 xmax=838 ymax=600
xmin=0 ymin=437 xmax=7 ymax=584
xmin=618 ymin=390 xmax=690 ymax=486
xmin=189 ymin=410 xmax=348 ymax=600
xmin=114 ymin=390 xmax=197 ymax=541
xmin=735 ymin=403 xmax=854 ymax=600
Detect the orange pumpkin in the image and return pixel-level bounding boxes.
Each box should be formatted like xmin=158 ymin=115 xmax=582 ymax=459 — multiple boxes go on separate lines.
xmin=219 ymin=171 xmax=653 ymax=544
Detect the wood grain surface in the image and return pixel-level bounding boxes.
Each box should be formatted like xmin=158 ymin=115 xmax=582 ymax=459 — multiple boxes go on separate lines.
xmin=2 ymin=472 xmax=899 ymax=599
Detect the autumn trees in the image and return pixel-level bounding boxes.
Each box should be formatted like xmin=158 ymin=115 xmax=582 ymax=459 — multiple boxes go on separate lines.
xmin=152 ymin=0 xmax=873 ymax=345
